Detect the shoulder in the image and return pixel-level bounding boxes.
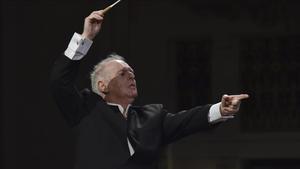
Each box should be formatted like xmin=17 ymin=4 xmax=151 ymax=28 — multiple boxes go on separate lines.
xmin=80 ymin=88 xmax=107 ymax=111
xmin=132 ymin=104 xmax=163 ymax=113
xmin=141 ymin=104 xmax=163 ymax=111
xmin=129 ymin=104 xmax=166 ymax=127
xmin=131 ymin=104 xmax=165 ymax=120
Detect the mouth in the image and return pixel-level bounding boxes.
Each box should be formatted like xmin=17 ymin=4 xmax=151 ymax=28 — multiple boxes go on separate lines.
xmin=129 ymin=83 xmax=136 ymax=89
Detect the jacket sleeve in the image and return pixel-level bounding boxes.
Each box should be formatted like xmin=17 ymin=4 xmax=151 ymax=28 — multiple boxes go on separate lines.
xmin=50 ymin=55 xmax=89 ymax=127
xmin=162 ymin=105 xmax=218 ymax=144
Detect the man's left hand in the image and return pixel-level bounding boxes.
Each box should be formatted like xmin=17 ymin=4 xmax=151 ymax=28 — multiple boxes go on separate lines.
xmin=220 ymin=94 xmax=249 ymax=116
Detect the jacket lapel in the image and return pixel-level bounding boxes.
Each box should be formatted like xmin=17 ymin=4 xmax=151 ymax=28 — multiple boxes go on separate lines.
xmin=97 ymin=102 xmax=130 ymax=155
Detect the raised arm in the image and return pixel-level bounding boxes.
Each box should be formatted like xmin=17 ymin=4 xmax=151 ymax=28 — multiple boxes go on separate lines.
xmin=50 ymin=10 xmax=105 ymax=126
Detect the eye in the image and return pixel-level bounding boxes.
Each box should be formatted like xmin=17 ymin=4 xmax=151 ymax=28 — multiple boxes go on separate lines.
xmin=120 ymin=71 xmax=125 ymax=76
xmin=129 ymin=68 xmax=134 ymax=74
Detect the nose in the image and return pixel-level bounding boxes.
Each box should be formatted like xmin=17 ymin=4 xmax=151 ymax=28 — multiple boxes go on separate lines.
xmin=128 ymin=71 xmax=135 ymax=80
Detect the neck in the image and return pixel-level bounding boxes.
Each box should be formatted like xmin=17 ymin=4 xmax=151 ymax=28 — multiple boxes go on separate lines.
xmin=104 ymin=96 xmax=134 ymax=110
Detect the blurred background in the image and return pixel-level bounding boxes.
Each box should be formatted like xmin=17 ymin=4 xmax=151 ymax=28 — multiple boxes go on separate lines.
xmin=1 ymin=0 xmax=300 ymax=168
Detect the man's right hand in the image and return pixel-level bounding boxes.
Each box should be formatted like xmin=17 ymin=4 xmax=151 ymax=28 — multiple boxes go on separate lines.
xmin=82 ymin=10 xmax=104 ymax=40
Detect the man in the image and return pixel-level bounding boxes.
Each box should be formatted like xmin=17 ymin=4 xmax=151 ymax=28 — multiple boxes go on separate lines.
xmin=50 ymin=10 xmax=249 ymax=169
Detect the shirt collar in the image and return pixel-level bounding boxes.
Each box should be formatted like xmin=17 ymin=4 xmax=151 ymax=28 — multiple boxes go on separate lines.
xmin=107 ymin=102 xmax=131 ymax=118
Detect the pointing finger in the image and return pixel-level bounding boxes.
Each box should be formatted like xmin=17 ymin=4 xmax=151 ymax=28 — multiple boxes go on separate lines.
xmin=235 ymin=94 xmax=249 ymax=101
xmin=230 ymin=94 xmax=249 ymax=105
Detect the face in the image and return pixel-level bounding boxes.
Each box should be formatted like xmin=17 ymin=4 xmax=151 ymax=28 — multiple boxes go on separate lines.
xmin=100 ymin=60 xmax=138 ymax=101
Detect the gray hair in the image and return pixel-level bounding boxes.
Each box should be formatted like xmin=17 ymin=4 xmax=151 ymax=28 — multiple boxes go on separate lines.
xmin=90 ymin=53 xmax=125 ymax=96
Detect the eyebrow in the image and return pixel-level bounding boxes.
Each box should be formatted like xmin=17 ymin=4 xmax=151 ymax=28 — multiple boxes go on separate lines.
xmin=117 ymin=67 xmax=134 ymax=74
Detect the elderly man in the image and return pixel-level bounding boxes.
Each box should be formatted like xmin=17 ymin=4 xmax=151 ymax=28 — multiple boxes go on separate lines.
xmin=50 ymin=10 xmax=249 ymax=169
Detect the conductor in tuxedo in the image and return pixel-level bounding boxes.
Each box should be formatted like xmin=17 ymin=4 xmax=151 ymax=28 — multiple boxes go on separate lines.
xmin=50 ymin=10 xmax=249 ymax=169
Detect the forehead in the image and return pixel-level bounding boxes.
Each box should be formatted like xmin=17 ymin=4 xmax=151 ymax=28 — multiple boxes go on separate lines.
xmin=104 ymin=60 xmax=132 ymax=73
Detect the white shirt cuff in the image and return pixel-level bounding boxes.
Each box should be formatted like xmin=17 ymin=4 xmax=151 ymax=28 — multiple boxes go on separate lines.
xmin=208 ymin=102 xmax=234 ymax=123
xmin=64 ymin=32 xmax=93 ymax=60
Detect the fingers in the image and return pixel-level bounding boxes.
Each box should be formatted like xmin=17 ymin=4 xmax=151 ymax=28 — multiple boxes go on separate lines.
xmin=222 ymin=94 xmax=230 ymax=100
xmin=224 ymin=94 xmax=249 ymax=101
xmin=220 ymin=93 xmax=249 ymax=115
xmin=86 ymin=10 xmax=104 ymax=22
xmin=232 ymin=94 xmax=249 ymax=104
xmin=221 ymin=93 xmax=249 ymax=107
xmin=222 ymin=107 xmax=239 ymax=114
xmin=221 ymin=94 xmax=233 ymax=106
xmin=235 ymin=94 xmax=249 ymax=100
xmin=82 ymin=10 xmax=105 ymax=40
xmin=92 ymin=10 xmax=105 ymax=18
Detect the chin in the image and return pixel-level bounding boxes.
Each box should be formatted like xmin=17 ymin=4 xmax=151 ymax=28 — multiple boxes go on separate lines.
xmin=126 ymin=89 xmax=138 ymax=99
xmin=131 ymin=90 xmax=138 ymax=98
xmin=132 ymin=92 xmax=138 ymax=98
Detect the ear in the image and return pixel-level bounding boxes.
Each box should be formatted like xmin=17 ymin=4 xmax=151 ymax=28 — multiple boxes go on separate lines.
xmin=98 ymin=80 xmax=108 ymax=94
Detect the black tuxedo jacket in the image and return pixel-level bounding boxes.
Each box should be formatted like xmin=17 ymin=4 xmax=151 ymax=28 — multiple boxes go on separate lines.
xmin=50 ymin=56 xmax=218 ymax=169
